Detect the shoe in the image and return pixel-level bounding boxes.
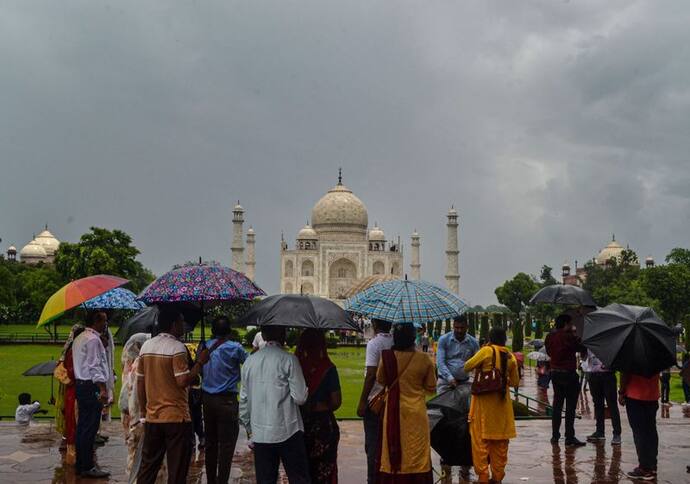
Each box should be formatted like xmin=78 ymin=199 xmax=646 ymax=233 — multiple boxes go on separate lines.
xmin=80 ymin=467 xmax=110 ymax=478
xmin=611 ymin=434 xmax=622 ymax=445
xmin=565 ymin=438 xmax=587 ymax=447
xmin=550 ymin=436 xmax=560 ymax=444
xmin=586 ymin=432 xmax=605 ymax=442
xmin=625 ymin=467 xmax=656 ymax=480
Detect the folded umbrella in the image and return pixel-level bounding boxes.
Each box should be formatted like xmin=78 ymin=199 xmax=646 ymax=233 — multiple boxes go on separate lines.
xmin=529 ymin=284 xmax=596 ymax=307
xmin=237 ymin=294 xmax=360 ymax=331
xmin=583 ymin=303 xmax=676 ymax=377
xmin=345 ymin=278 xmax=468 ymax=327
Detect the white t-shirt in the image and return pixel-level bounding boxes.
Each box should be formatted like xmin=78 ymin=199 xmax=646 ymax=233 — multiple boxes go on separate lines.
xmin=252 ymin=331 xmax=266 ymax=350
xmin=15 ymin=402 xmax=41 ymax=424
xmin=365 ymin=332 xmax=393 ymax=401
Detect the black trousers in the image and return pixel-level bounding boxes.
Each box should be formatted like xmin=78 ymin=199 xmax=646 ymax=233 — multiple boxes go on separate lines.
xmin=626 ymin=398 xmax=658 ymax=471
xmin=189 ymin=388 xmax=205 ymax=442
xmin=203 ymin=392 xmax=240 ymax=484
xmin=75 ymin=381 xmax=103 ymax=473
xmin=137 ymin=422 xmax=193 ymax=484
xmin=363 ymin=408 xmax=380 ymax=484
xmin=589 ymin=372 xmax=622 ymax=436
xmin=660 ymin=373 xmax=671 ymax=403
xmin=551 ymin=370 xmax=580 ymax=440
xmin=253 ymin=431 xmax=310 ymax=484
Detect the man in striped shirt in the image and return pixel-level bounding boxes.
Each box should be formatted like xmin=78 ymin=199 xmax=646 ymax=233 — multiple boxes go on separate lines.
xmin=136 ymin=307 xmax=209 ymax=484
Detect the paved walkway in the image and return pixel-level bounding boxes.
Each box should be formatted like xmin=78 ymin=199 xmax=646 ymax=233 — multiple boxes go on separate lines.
xmin=1 ymin=371 xmax=689 ymax=483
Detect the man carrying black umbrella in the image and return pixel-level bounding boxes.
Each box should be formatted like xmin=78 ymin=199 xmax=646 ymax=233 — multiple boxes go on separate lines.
xmin=545 ymin=313 xmax=587 ymax=446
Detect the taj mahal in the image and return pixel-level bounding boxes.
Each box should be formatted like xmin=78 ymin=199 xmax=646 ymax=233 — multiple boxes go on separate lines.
xmin=228 ymin=170 xmax=462 ymax=302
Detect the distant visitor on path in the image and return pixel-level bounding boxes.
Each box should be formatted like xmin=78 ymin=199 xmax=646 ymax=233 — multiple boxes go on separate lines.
xmin=585 ymin=349 xmax=622 ymax=445
xmin=201 ymin=316 xmax=248 ymax=484
xmin=240 ymin=326 xmax=310 ymax=484
xmin=296 ymin=329 xmax=342 ymax=484
xmin=463 ymin=327 xmax=520 ymax=484
xmin=136 ymin=307 xmax=210 ymax=484
xmin=619 ymin=371 xmax=660 ymax=481
xmin=376 ymin=324 xmax=436 ymax=483
xmin=72 ymin=310 xmax=111 ymax=478
xmin=436 ymin=313 xmax=479 ymax=481
xmin=357 ymin=318 xmax=393 ymax=484
xmin=545 ymin=313 xmax=587 ymax=446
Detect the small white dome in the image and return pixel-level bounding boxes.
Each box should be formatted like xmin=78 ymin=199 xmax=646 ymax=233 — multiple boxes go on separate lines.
xmin=20 ymin=239 xmax=47 ymax=261
xmin=7 ymin=245 xmax=17 ymax=253
xmin=34 ymin=228 xmax=60 ymax=256
xmin=368 ymin=224 xmax=386 ymax=241
xmin=595 ymin=236 xmax=625 ymax=265
xmin=297 ymin=223 xmax=318 ymax=240
xmin=247 ymin=227 xmax=255 ymax=235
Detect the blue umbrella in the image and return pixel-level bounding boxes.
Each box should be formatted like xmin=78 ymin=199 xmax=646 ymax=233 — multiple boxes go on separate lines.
xmin=345 ymin=279 xmax=469 ymax=327
xmin=83 ymin=287 xmax=146 ymax=310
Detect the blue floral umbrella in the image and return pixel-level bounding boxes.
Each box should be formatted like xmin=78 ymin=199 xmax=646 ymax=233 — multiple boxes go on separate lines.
xmin=345 ymin=278 xmax=469 ymax=327
xmin=83 ymin=287 xmax=146 ymax=310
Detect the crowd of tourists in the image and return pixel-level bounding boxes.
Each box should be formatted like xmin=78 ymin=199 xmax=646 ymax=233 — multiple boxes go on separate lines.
xmin=34 ymin=306 xmax=689 ymax=483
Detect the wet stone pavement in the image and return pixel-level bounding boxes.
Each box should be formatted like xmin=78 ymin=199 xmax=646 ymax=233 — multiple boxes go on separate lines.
xmin=1 ymin=372 xmax=689 ymax=483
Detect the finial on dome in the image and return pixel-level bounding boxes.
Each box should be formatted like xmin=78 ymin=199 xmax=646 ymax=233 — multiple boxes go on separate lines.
xmin=612 ymin=233 xmax=615 ymax=241
xmin=45 ymin=223 xmax=48 ymax=230
xmin=338 ymin=167 xmax=342 ymax=185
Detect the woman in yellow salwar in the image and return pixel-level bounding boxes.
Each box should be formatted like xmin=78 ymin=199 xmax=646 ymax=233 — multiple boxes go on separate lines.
xmin=376 ymin=324 xmax=436 ymax=483
xmin=463 ymin=327 xmax=520 ymax=484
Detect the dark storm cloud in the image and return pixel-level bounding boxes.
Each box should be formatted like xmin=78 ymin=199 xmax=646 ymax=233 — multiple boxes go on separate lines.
xmin=1 ymin=0 xmax=689 ymax=304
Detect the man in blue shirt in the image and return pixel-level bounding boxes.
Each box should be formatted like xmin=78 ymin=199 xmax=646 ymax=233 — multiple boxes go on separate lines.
xmin=436 ymin=313 xmax=479 ymax=483
xmin=201 ymin=317 xmax=248 ymax=484
xmin=437 ymin=313 xmax=480 ymax=393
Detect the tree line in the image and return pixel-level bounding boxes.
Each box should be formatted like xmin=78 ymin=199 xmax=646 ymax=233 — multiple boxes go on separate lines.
xmin=494 ymin=248 xmax=690 ymax=352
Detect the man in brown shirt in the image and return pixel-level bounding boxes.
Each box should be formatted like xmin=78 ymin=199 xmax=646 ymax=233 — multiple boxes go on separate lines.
xmin=136 ymin=307 xmax=209 ymax=484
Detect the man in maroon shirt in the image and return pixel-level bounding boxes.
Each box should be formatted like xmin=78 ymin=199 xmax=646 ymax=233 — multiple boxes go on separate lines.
xmin=545 ymin=314 xmax=587 ymax=446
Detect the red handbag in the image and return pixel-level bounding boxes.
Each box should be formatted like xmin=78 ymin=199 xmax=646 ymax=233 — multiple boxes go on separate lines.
xmin=470 ymin=346 xmax=505 ymax=395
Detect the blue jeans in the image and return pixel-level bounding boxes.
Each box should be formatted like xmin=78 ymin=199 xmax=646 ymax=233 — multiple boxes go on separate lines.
xmin=75 ymin=381 xmax=103 ymax=473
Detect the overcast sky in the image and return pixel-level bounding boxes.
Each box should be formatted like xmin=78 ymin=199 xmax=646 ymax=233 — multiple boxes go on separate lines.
xmin=1 ymin=1 xmax=689 ymax=305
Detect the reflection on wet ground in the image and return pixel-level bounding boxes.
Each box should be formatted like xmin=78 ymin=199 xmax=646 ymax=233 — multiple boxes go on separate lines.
xmin=1 ymin=371 xmax=688 ymax=483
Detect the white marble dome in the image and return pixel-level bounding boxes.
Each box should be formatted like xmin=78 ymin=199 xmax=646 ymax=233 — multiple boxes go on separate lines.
xmin=297 ymin=223 xmax=318 ymax=240
xmin=20 ymin=239 xmax=47 ymax=262
xmin=311 ymin=182 xmax=368 ymax=232
xmin=595 ymin=237 xmax=625 ymax=265
xmin=368 ymin=224 xmax=385 ymax=241
xmin=35 ymin=228 xmax=60 ymax=256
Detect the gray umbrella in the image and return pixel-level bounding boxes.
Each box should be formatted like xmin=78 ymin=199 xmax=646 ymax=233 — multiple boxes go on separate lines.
xmin=237 ymin=294 xmax=360 ymax=331
xmin=23 ymin=360 xmax=57 ymax=376
xmin=529 ymin=284 xmax=596 ymax=307
xmin=583 ymin=303 xmax=676 ymax=377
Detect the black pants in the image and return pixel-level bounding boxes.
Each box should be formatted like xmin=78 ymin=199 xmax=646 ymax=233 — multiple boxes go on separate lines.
xmin=189 ymin=388 xmax=205 ymax=443
xmin=363 ymin=408 xmax=380 ymax=484
xmin=551 ymin=370 xmax=580 ymax=440
xmin=137 ymin=422 xmax=193 ymax=484
xmin=75 ymin=381 xmax=103 ymax=473
xmin=589 ymin=372 xmax=622 ymax=436
xmin=203 ymin=392 xmax=240 ymax=484
xmin=253 ymin=431 xmax=310 ymax=484
xmin=626 ymin=398 xmax=658 ymax=471
xmin=660 ymin=373 xmax=671 ymax=403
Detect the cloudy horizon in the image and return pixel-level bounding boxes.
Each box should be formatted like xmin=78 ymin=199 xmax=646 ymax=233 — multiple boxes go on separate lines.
xmin=1 ymin=0 xmax=689 ymax=305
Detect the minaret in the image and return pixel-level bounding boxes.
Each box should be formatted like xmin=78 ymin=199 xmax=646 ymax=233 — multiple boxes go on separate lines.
xmin=410 ymin=230 xmax=421 ymax=280
xmin=245 ymin=227 xmax=256 ymax=281
xmin=231 ymin=201 xmax=245 ymax=273
xmin=445 ymin=206 xmax=460 ymax=294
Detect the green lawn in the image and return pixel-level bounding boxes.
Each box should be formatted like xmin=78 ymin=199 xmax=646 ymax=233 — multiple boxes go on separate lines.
xmin=0 ymin=344 xmax=367 ymax=419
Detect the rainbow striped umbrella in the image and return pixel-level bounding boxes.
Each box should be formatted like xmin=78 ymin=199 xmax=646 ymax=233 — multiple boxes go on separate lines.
xmin=37 ymin=275 xmax=129 ymax=327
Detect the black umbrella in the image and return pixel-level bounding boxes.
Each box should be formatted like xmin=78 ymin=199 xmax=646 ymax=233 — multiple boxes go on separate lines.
xmin=526 ymin=339 xmax=544 ymax=349
xmin=529 ymin=284 xmax=596 ymax=307
xmin=23 ymin=360 xmax=57 ymax=376
xmin=237 ymin=294 xmax=360 ymax=331
xmin=583 ymin=303 xmax=676 ymax=377
xmin=23 ymin=360 xmax=57 ymax=404
xmin=117 ymin=303 xmax=201 ymax=343
xmin=427 ymin=386 xmax=472 ymax=466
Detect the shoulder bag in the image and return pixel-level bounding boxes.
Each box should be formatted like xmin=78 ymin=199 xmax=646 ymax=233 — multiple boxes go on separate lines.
xmin=369 ymin=351 xmax=416 ymax=415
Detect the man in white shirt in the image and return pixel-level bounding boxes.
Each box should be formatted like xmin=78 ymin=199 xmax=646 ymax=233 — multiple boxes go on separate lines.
xmin=356 ymin=318 xmax=393 ymax=484
xmin=72 ymin=310 xmax=111 ymax=478
xmin=240 ymin=325 xmax=309 ymax=484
